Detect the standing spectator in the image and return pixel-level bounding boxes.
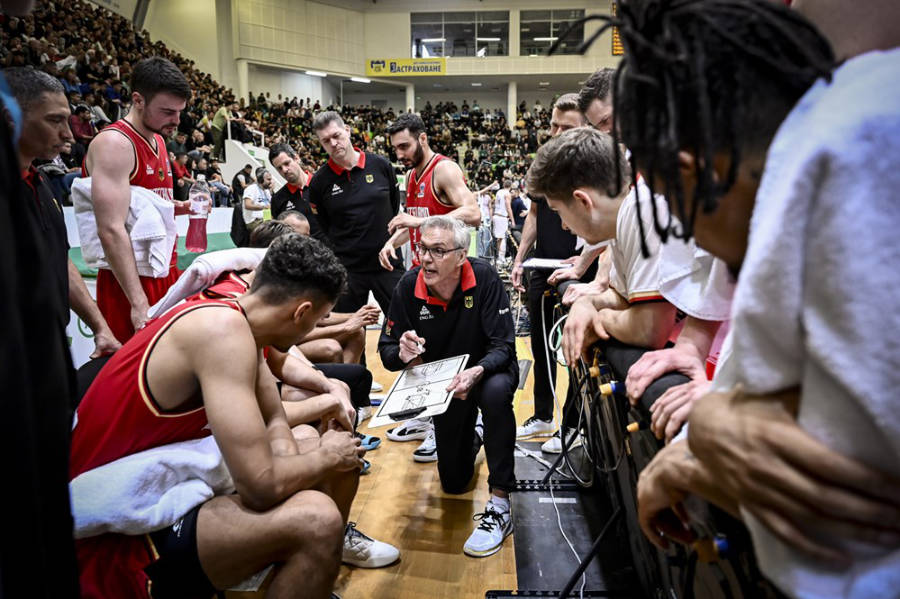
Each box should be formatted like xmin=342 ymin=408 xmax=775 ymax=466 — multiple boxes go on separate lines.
xmin=231 ymin=162 xmax=253 ymax=198
xmin=210 ymin=100 xmax=233 ymax=160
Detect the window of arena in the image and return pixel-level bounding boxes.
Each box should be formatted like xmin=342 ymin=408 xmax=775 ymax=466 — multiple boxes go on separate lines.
xmin=411 ymin=11 xmax=510 ymax=58
xmin=520 ymin=9 xmax=586 ymax=56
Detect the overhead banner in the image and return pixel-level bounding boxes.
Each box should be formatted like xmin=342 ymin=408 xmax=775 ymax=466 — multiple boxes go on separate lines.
xmin=366 ymin=58 xmax=447 ymax=77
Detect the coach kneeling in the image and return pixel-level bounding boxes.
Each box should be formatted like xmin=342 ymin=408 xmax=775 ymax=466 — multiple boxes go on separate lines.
xmin=378 ymin=215 xmax=518 ymax=558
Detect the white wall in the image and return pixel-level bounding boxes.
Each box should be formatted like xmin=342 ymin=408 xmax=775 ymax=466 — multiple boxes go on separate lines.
xmin=235 ymin=0 xmax=366 ymax=76
xmin=144 ymin=0 xmax=221 ymax=80
xmin=248 ymin=64 xmax=327 ymax=102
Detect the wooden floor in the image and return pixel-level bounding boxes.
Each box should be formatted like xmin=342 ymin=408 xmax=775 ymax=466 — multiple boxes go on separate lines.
xmin=232 ymin=329 xmax=569 ymax=599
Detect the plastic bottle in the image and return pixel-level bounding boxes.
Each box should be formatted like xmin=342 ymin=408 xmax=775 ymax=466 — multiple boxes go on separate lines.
xmin=185 ymin=180 xmax=211 ymax=253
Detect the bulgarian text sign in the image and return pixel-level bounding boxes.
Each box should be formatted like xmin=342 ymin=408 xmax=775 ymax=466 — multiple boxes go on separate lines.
xmin=366 ymin=58 xmax=447 ymax=77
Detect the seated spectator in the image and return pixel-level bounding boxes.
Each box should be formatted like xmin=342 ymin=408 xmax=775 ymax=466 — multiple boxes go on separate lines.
xmin=38 ymin=140 xmax=81 ymax=205
xmin=165 ymin=130 xmax=187 ymax=155
xmin=68 ymin=104 xmax=95 ymax=150
xmin=242 ymin=166 xmax=272 ymax=231
xmin=202 ymin=157 xmax=232 ymax=207
xmin=171 ymin=151 xmax=194 ymax=202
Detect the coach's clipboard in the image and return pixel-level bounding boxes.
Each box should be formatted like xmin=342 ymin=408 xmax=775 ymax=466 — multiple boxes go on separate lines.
xmin=367 ymin=355 xmax=470 ymax=428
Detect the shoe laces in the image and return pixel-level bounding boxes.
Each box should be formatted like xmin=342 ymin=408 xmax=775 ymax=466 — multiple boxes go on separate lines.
xmin=345 ymin=522 xmax=374 ymax=546
xmin=522 ymin=415 xmax=544 ymax=427
xmin=473 ymin=506 xmax=507 ymax=533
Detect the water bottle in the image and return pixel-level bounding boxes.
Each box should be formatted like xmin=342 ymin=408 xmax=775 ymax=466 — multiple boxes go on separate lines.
xmin=185 ymin=180 xmax=211 ymax=253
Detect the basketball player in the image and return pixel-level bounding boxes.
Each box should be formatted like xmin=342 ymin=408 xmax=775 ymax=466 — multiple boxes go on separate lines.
xmin=379 ymin=112 xmax=481 ymax=270
xmin=84 ymin=56 xmax=192 ymax=342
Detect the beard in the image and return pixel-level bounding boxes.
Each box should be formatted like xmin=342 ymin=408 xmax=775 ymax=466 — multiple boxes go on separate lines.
xmin=409 ymin=140 xmax=425 ymax=168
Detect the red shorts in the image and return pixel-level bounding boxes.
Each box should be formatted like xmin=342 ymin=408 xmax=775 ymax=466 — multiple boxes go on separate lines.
xmin=96 ymin=263 xmax=180 ymax=344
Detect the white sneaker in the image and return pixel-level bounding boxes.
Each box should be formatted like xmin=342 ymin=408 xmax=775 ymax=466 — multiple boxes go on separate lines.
xmin=516 ymin=416 xmax=556 ymax=440
xmin=386 ymin=417 xmax=432 ymax=442
xmin=463 ymin=501 xmax=513 ymax=557
xmin=356 ymin=406 xmax=372 ymax=423
xmin=541 ymin=427 xmax=583 ymax=454
xmin=342 ymin=522 xmax=400 ymax=568
xmin=371 ymin=381 xmax=384 ymax=392
xmin=412 ymin=428 xmax=438 ymax=462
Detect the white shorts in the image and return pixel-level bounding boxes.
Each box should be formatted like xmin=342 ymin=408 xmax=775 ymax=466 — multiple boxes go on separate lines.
xmin=492 ymin=215 xmax=509 ymax=238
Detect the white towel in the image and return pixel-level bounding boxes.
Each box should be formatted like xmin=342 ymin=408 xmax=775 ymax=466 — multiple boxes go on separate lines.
xmin=70 ymin=436 xmax=234 ymax=539
xmin=147 ymin=247 xmax=267 ymax=318
xmin=71 ymin=177 xmax=177 ymax=278
xmin=723 ymin=49 xmax=900 ymax=599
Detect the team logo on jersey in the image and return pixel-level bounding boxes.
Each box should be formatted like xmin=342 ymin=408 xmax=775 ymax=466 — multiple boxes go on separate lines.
xmin=464 ymin=296 xmax=473 ymax=309
xmin=366 ymin=174 xmax=374 ymax=183
xmin=158 ymin=167 xmax=165 ymax=181
xmin=331 ymin=184 xmax=343 ymax=195
xmin=310 ymin=204 xmax=318 ymax=214
xmin=417 ymin=182 xmax=425 ymax=198
xmin=418 ymin=305 xmax=433 ymax=320
xmin=386 ymin=319 xmax=394 ymax=335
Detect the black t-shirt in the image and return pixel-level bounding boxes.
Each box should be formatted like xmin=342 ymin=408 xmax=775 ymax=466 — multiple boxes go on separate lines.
xmin=23 ymin=167 xmax=69 ymax=319
xmin=270 ymin=180 xmax=325 ymax=242
xmin=0 ymin=96 xmax=79 ymax=597
xmin=534 ymin=197 xmax=578 ymax=259
xmin=307 ymin=150 xmax=400 ymax=272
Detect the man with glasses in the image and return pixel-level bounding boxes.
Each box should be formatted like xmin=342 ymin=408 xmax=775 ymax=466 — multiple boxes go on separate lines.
xmin=378 ymin=216 xmax=518 ymax=559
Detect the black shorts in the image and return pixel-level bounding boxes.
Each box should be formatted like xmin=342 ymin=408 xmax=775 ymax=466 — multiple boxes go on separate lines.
xmin=145 ymin=504 xmax=217 ymax=599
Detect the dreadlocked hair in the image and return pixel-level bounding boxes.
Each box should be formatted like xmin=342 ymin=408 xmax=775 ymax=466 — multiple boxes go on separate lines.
xmin=552 ymin=0 xmax=834 ymax=250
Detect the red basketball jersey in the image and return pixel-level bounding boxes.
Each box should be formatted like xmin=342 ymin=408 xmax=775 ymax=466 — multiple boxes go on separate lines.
xmin=70 ymin=298 xmax=246 ymax=599
xmin=84 ymin=118 xmax=175 ymax=201
xmin=405 ymin=154 xmax=457 ymax=261
xmin=190 ymin=270 xmax=251 ymax=301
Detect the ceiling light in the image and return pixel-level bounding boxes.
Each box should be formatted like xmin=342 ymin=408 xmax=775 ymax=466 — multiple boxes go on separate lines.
xmin=476 ymin=37 xmax=501 ymax=42
xmin=533 ymin=37 xmax=558 ymax=42
xmin=306 ymin=70 xmax=327 ymax=77
xmin=529 ymin=54 xmax=539 ymax=57
xmin=471 ymin=82 xmax=482 ymax=87
xmin=539 ymin=81 xmax=550 ymax=86
xmin=350 ymin=77 xmax=370 ymax=83
xmin=422 ymin=38 xmax=445 ymax=42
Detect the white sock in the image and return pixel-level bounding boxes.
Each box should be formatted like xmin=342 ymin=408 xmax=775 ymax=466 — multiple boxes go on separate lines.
xmin=489 ymin=495 xmax=510 ymax=513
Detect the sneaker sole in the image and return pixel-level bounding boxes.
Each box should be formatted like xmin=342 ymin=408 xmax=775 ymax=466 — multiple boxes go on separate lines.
xmin=516 ymin=429 xmax=558 ymax=441
xmin=342 ymin=553 xmax=400 ymax=568
xmin=463 ymin=525 xmax=513 ymax=558
xmin=361 ymin=439 xmax=381 ymax=451
xmin=541 ymin=441 xmax=583 ymax=454
xmin=413 ymin=453 xmax=438 ymax=463
xmin=386 ymin=429 xmax=430 ymax=442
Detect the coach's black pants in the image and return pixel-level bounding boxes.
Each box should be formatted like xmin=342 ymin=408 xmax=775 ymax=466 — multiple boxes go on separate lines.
xmin=433 ymin=370 xmax=517 ymax=494
xmin=335 ymin=267 xmax=405 ymax=315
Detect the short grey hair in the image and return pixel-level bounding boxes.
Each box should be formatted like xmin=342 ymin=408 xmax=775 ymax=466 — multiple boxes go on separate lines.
xmin=3 ymin=66 xmax=65 ymax=113
xmin=312 ymin=110 xmax=345 ymax=132
xmin=420 ymin=215 xmax=470 ymax=251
